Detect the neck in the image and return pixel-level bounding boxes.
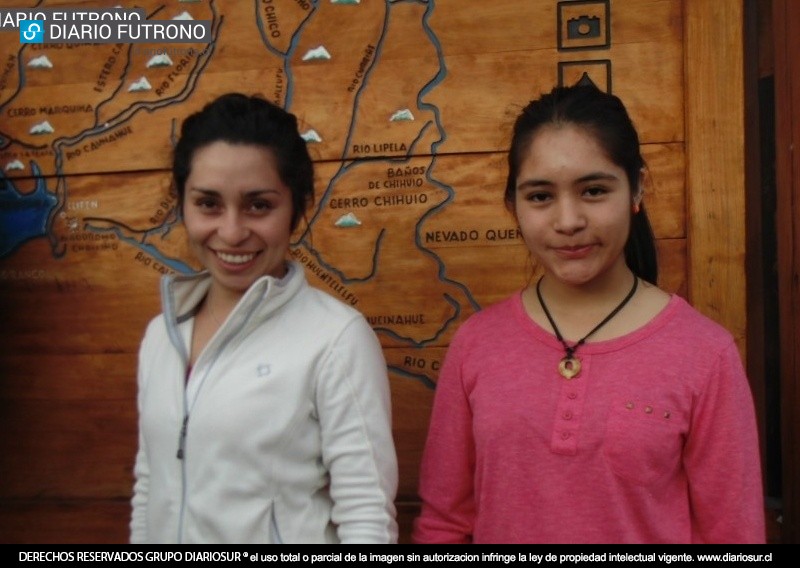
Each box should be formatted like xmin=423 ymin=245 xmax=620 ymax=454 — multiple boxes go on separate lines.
xmin=533 ymin=264 xmax=639 ymax=349
xmin=204 ymin=284 xmax=244 ymax=322
xmin=538 ymin=263 xmax=635 ymax=315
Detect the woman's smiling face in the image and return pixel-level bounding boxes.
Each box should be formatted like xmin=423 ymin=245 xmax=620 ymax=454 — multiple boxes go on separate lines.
xmin=182 ymin=140 xmax=294 ymax=297
xmin=513 ymin=124 xmax=640 ymax=288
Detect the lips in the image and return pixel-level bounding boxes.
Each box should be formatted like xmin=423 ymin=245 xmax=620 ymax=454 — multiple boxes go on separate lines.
xmin=553 ymin=244 xmax=596 ymax=259
xmin=215 ymin=251 xmax=258 ymax=265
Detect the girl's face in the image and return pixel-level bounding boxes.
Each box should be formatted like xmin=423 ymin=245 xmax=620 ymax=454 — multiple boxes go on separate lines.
xmin=182 ymin=141 xmax=294 ymax=297
xmin=513 ymin=124 xmax=640 ymax=288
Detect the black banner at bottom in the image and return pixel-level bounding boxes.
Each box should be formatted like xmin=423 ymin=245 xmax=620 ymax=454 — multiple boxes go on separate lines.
xmin=8 ymin=545 xmax=781 ymax=567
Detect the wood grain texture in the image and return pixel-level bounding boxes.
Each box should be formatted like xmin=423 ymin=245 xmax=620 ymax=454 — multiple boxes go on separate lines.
xmin=773 ymin=0 xmax=800 ymax=545
xmin=0 ymin=500 xmax=129 ymax=544
xmin=684 ymin=1 xmax=747 ymax=349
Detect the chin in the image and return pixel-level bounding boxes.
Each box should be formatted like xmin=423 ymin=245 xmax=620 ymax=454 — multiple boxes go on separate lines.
xmin=548 ymin=266 xmax=606 ymax=287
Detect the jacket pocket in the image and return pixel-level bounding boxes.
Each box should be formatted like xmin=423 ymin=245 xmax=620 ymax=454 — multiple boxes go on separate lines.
xmin=603 ymin=400 xmax=684 ymax=486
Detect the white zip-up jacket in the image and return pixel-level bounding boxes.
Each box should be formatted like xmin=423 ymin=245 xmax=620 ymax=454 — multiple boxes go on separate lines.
xmin=130 ymin=261 xmax=398 ymax=543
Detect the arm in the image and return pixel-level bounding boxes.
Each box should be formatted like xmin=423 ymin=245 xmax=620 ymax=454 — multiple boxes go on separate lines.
xmin=412 ymin=333 xmax=476 ymax=544
xmin=316 ymin=316 xmax=399 ymax=544
xmin=684 ymin=341 xmax=765 ymax=543
xmin=130 ymin=430 xmax=150 ymax=544
xmin=130 ymin=331 xmax=152 ymax=544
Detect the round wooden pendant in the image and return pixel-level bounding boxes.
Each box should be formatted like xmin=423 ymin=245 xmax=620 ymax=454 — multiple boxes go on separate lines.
xmin=558 ymin=356 xmax=581 ymax=380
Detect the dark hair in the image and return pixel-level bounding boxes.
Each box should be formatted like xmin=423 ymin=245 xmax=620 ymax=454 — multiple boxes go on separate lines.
xmin=173 ymin=93 xmax=314 ymax=231
xmin=504 ymin=84 xmax=658 ymax=284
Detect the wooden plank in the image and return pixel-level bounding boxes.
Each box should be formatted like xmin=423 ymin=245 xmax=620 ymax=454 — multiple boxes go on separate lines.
xmin=0 ymin=354 xmax=135 ymax=400
xmin=0 ymin=500 xmax=129 ymax=544
xmin=0 ymin=400 xmax=136 ymax=499
xmin=743 ymin=0 xmax=771 ymax=529
xmin=387 ymin=348 xmax=440 ymax=500
xmin=0 ymin=277 xmax=160 ymax=355
xmin=657 ymin=238 xmax=687 ymax=297
xmin=773 ymin=0 xmax=800 ymax=545
xmin=684 ymin=1 xmax=747 ymax=348
xmin=0 ymin=1 xmax=683 ymax=176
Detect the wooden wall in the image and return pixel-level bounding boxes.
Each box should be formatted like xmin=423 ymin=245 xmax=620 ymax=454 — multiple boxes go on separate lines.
xmin=774 ymin=0 xmax=800 ymax=545
xmin=0 ymin=0 xmax=762 ymax=543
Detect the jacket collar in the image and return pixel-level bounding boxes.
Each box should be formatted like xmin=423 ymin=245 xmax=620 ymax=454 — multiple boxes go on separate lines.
xmin=160 ymin=260 xmax=306 ymax=335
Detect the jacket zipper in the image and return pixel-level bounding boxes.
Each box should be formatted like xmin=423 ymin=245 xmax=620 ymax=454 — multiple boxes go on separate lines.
xmin=164 ymin=275 xmax=271 ymax=543
xmin=176 ymin=414 xmax=189 ymax=460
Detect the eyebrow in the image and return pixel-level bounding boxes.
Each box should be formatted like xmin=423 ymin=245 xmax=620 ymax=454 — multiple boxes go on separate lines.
xmin=187 ymin=188 xmax=282 ymax=197
xmin=517 ymin=171 xmax=620 ymax=190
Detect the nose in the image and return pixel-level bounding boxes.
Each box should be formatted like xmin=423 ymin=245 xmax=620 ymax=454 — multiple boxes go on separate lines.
xmin=553 ymin=197 xmax=587 ymax=235
xmin=217 ymin=210 xmax=250 ymax=244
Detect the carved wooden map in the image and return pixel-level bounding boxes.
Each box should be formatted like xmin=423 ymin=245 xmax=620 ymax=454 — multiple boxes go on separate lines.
xmin=0 ymin=0 xmax=685 ymax=541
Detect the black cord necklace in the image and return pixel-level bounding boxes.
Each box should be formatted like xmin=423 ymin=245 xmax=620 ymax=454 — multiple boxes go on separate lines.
xmin=536 ymin=274 xmax=639 ymax=380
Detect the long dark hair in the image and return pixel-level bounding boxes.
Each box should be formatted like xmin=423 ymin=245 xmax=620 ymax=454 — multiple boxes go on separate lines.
xmin=504 ymin=84 xmax=658 ymax=285
xmin=173 ymin=93 xmax=314 ymax=231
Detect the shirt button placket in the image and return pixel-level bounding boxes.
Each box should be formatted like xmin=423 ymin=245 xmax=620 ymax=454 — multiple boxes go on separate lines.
xmin=550 ymin=357 xmax=590 ymax=455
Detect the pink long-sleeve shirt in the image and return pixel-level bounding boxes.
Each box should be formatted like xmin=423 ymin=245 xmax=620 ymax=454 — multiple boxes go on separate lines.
xmin=413 ymin=293 xmax=765 ymax=544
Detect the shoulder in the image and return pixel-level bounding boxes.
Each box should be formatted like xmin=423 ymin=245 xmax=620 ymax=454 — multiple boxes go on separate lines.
xmin=274 ymin=261 xmax=366 ymax=331
xmin=453 ymin=293 xmax=521 ymax=340
xmin=643 ymin=295 xmax=744 ymax=391
xmin=661 ymin=295 xmax=737 ymax=349
xmin=140 ymin=313 xmax=168 ymax=350
xmin=443 ymin=294 xmax=523 ymax=362
xmin=297 ymin=285 xmax=365 ymax=327
xmin=288 ymin=285 xmax=381 ymax=355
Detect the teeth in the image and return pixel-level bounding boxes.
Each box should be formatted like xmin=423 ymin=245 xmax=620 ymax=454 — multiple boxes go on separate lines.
xmin=216 ymin=251 xmax=256 ymax=264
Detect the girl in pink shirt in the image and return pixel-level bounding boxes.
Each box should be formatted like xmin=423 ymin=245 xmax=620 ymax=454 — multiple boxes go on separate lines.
xmin=412 ymin=84 xmax=765 ymax=544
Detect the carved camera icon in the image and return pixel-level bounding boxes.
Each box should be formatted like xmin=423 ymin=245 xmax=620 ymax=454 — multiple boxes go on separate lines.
xmin=567 ymin=15 xmax=601 ymax=39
